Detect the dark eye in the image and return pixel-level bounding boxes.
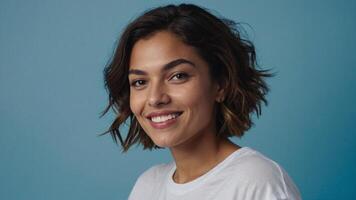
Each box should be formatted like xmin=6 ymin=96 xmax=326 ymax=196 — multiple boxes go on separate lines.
xmin=170 ymin=73 xmax=189 ymax=81
xmin=130 ymin=80 xmax=146 ymax=88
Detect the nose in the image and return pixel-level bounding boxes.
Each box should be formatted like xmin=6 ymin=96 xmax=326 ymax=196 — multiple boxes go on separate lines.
xmin=147 ymin=81 xmax=171 ymax=107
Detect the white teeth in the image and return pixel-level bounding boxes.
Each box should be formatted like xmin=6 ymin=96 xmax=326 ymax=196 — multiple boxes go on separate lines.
xmin=151 ymin=113 xmax=179 ymax=123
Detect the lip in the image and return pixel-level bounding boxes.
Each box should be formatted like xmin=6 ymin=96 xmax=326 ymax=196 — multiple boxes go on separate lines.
xmin=145 ymin=110 xmax=183 ymax=129
xmin=146 ymin=110 xmax=183 ymax=118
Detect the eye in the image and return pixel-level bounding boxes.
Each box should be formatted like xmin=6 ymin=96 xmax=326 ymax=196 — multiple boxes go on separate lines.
xmin=130 ymin=79 xmax=147 ymax=88
xmin=170 ymin=72 xmax=189 ymax=81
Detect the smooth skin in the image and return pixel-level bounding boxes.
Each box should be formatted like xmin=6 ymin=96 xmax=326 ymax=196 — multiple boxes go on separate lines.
xmin=128 ymin=31 xmax=240 ymax=184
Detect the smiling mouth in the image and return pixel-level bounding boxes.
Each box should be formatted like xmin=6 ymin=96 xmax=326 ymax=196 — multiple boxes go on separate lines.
xmin=148 ymin=112 xmax=183 ymax=123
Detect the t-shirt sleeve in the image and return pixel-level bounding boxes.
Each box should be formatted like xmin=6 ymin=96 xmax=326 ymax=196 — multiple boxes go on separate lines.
xmin=128 ymin=167 xmax=157 ymax=200
xmin=128 ymin=174 xmax=148 ymax=200
xmin=278 ymin=166 xmax=301 ymax=200
xmin=229 ymin=151 xmax=302 ymax=200
xmin=128 ymin=164 xmax=171 ymax=200
xmin=238 ymin=164 xmax=301 ymax=200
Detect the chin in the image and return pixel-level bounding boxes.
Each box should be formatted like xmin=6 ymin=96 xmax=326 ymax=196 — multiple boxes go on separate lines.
xmin=152 ymin=140 xmax=173 ymax=148
xmin=150 ymin=137 xmax=179 ymax=148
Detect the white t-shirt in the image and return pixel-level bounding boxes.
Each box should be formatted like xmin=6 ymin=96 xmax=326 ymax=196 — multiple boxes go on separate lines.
xmin=128 ymin=147 xmax=301 ymax=200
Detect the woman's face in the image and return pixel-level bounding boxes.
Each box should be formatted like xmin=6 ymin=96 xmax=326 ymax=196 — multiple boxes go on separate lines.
xmin=129 ymin=31 xmax=223 ymax=148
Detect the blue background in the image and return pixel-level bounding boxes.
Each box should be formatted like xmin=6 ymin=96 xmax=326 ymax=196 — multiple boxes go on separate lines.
xmin=1 ymin=0 xmax=355 ymax=199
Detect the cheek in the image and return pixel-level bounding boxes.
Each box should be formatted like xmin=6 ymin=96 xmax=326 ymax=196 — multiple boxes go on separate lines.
xmin=189 ymin=85 xmax=217 ymax=121
xmin=184 ymin=77 xmax=215 ymax=101
xmin=172 ymin=81 xmax=215 ymax=112
xmin=129 ymin=92 xmax=143 ymax=115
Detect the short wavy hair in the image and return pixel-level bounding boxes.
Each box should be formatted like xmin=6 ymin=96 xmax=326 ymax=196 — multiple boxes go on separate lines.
xmin=102 ymin=3 xmax=273 ymax=152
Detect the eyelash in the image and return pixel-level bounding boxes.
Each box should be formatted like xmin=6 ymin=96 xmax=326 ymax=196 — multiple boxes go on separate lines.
xmin=170 ymin=72 xmax=189 ymax=81
xmin=130 ymin=72 xmax=189 ymax=89
xmin=130 ymin=80 xmax=147 ymax=88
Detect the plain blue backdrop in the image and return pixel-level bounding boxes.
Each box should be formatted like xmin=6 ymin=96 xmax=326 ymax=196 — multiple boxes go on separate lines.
xmin=1 ymin=0 xmax=355 ymax=199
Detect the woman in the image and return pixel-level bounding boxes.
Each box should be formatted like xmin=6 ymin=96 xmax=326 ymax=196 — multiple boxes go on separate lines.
xmin=102 ymin=3 xmax=301 ymax=200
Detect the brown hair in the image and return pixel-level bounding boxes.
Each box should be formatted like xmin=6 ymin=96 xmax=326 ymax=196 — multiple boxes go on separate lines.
xmin=102 ymin=4 xmax=273 ymax=152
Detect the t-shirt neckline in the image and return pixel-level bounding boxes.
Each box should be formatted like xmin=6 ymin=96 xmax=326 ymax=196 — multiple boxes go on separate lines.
xmin=166 ymin=146 xmax=251 ymax=194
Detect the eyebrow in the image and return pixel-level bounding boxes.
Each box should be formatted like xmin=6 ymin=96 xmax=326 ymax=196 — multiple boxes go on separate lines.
xmin=128 ymin=58 xmax=196 ymax=76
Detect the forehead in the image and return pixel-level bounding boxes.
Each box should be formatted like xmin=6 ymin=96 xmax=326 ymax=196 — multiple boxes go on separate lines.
xmin=129 ymin=31 xmax=203 ymax=70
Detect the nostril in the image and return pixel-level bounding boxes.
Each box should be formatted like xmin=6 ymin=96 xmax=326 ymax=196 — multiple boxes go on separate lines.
xmin=148 ymin=94 xmax=171 ymax=107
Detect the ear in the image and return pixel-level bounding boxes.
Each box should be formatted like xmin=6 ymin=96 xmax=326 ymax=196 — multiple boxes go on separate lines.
xmin=214 ymin=82 xmax=226 ymax=103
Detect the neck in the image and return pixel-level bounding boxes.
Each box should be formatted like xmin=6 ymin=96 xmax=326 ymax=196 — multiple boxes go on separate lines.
xmin=169 ymin=133 xmax=239 ymax=184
